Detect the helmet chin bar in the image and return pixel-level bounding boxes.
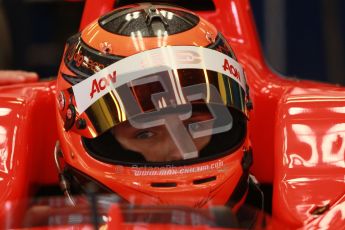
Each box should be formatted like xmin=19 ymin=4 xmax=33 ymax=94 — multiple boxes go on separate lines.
xmin=54 ymin=141 xmax=76 ymax=206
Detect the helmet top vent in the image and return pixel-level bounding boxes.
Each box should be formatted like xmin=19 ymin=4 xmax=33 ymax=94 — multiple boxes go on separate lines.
xmin=99 ymin=4 xmax=199 ymax=37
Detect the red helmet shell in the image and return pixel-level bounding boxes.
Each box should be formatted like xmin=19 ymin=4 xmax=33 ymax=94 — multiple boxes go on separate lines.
xmin=56 ymin=3 xmax=251 ymax=209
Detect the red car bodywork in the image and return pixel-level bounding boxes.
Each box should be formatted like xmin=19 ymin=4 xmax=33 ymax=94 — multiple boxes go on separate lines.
xmin=0 ymin=0 xmax=344 ymax=228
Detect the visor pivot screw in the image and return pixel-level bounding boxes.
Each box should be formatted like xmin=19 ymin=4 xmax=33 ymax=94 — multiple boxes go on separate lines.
xmin=76 ymin=118 xmax=86 ymax=129
xmin=64 ymin=105 xmax=76 ymax=131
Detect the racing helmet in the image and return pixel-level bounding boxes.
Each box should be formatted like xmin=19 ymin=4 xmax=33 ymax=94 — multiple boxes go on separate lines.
xmin=55 ymin=3 xmax=253 ymax=209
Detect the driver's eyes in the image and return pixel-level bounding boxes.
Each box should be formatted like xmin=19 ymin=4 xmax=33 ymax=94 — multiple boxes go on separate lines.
xmin=135 ymin=130 xmax=155 ymax=140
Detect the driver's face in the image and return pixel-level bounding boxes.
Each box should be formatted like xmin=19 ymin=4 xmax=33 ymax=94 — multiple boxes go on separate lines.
xmin=111 ymin=112 xmax=212 ymax=162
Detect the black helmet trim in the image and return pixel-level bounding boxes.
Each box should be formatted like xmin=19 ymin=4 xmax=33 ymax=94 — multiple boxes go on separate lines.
xmin=64 ymin=36 xmax=124 ymax=79
xmin=207 ymin=33 xmax=237 ymax=61
xmin=62 ymin=72 xmax=86 ymax=85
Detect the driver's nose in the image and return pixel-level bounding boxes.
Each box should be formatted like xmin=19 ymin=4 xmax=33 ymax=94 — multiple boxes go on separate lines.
xmin=164 ymin=139 xmax=183 ymax=161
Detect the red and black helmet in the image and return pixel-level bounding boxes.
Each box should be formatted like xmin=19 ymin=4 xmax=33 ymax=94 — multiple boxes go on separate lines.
xmin=55 ymin=3 xmax=252 ymax=210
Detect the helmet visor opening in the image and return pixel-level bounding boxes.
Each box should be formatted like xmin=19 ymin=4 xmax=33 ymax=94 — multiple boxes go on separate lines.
xmin=65 ymin=46 xmax=247 ymax=164
xmin=83 ymin=106 xmax=246 ymax=165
